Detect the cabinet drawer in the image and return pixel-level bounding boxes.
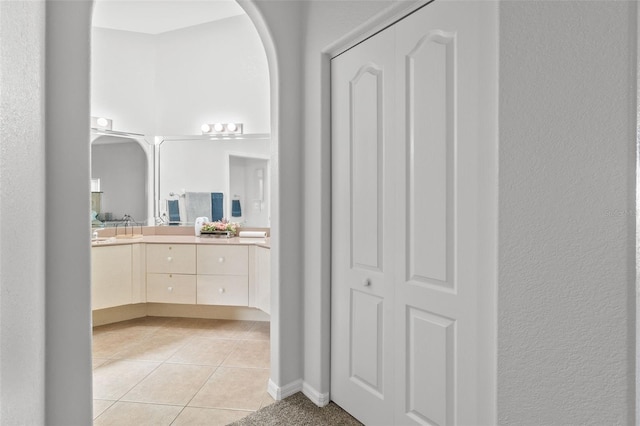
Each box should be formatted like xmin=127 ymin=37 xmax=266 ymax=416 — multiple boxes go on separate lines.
xmin=147 ymin=273 xmax=196 ymax=304
xmin=197 ymin=246 xmax=248 ymax=275
xmin=197 ymin=275 xmax=248 ymax=306
xmin=147 ymin=244 xmax=196 ymax=274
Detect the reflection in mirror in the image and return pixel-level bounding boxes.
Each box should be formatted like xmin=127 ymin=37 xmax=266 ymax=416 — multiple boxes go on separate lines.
xmin=91 ymin=136 xmax=148 ymax=227
xmin=157 ymin=137 xmax=270 ymax=226
xmin=229 ymin=154 xmax=270 ymax=227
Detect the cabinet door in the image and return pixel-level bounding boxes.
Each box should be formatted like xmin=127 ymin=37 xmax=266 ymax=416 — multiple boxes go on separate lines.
xmin=255 ymin=247 xmax=271 ymax=315
xmin=147 ymin=273 xmax=196 ymax=304
xmin=146 ymin=244 xmax=196 ymax=274
xmin=197 ymin=245 xmax=248 ymax=275
xmin=197 ymin=275 xmax=248 ymax=306
xmin=92 ymin=245 xmax=132 ymax=310
xmin=131 ymin=243 xmax=146 ymax=303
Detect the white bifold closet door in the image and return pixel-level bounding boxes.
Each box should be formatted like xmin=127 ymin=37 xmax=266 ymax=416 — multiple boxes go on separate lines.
xmin=331 ymin=1 xmax=497 ymax=425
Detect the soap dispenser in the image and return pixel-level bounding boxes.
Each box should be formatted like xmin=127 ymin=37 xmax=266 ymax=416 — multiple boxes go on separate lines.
xmin=194 ymin=217 xmax=209 ymax=237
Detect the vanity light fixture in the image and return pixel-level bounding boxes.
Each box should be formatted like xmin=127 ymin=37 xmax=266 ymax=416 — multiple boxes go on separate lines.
xmin=91 ymin=116 xmax=113 ymax=131
xmin=201 ymin=122 xmax=244 ymax=136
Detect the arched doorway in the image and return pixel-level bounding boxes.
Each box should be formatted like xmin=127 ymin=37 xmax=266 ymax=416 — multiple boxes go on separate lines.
xmin=44 ymin=1 xmax=284 ymax=423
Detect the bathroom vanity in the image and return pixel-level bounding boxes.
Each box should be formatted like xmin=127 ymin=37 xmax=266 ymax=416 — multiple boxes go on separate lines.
xmin=91 ymin=232 xmax=270 ymax=324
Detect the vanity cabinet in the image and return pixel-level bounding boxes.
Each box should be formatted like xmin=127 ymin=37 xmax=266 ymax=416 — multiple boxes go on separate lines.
xmin=93 ymin=240 xmax=270 ymax=314
xmin=92 ymin=245 xmax=133 ymax=310
xmin=197 ymin=246 xmax=249 ymax=306
xmin=146 ymin=244 xmax=196 ymax=304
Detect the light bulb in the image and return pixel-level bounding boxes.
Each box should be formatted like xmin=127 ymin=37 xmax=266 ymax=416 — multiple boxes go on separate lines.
xmin=226 ymin=123 xmax=237 ymax=132
xmin=97 ymin=117 xmax=108 ymax=127
xmin=201 ymin=123 xmax=211 ymax=133
xmin=214 ymin=123 xmax=224 ymax=132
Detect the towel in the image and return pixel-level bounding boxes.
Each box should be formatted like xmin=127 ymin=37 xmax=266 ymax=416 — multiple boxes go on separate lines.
xmin=211 ymin=193 xmax=224 ymax=221
xmin=185 ymin=192 xmax=211 ymax=223
xmin=232 ymin=199 xmax=242 ymax=217
xmin=167 ymin=199 xmax=180 ymax=222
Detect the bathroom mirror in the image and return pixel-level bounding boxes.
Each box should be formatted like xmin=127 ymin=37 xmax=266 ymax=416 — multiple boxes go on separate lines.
xmin=91 ymin=135 xmax=152 ymax=226
xmin=157 ymin=138 xmax=270 ymax=227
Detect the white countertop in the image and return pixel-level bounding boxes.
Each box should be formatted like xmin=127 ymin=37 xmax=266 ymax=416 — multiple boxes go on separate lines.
xmin=92 ymin=234 xmax=270 ymax=249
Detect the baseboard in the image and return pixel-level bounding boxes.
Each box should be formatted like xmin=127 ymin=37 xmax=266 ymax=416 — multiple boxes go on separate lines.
xmin=302 ymin=381 xmax=330 ymax=407
xmin=146 ymin=303 xmax=270 ymax=321
xmin=268 ymin=378 xmax=303 ymax=401
xmin=92 ymin=303 xmax=147 ymax=326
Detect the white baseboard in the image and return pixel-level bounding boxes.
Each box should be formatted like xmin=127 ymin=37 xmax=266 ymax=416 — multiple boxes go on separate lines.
xmin=302 ymin=381 xmax=330 ymax=407
xmin=267 ymin=378 xmax=303 ymax=401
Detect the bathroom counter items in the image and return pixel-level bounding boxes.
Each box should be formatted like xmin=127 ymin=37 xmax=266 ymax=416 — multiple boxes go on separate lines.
xmin=92 ymin=234 xmax=270 ymax=249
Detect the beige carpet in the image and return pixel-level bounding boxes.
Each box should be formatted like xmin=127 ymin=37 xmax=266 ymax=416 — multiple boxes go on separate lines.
xmin=228 ymin=392 xmax=362 ymax=426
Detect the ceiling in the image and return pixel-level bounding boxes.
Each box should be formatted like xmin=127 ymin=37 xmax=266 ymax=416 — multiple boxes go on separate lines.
xmin=92 ymin=0 xmax=246 ymax=35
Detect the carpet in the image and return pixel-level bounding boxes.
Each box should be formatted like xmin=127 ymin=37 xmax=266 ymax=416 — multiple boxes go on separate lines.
xmin=228 ymin=392 xmax=362 ymax=426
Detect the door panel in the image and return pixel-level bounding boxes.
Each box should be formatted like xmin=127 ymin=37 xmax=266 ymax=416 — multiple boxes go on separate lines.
xmin=351 ymin=67 xmax=384 ymax=271
xmin=406 ymin=28 xmax=455 ymax=290
xmin=395 ymin=1 xmax=495 ymax=425
xmin=331 ymin=26 xmax=395 ymax=426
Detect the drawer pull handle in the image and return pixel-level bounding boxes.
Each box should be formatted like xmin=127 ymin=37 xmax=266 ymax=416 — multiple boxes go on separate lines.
xmin=167 ymin=256 xmax=172 ymax=262
xmin=218 ymin=257 xmax=225 ymax=263
xmin=363 ymin=278 xmax=371 ymax=287
xmin=168 ymin=286 xmax=173 ymax=292
xmin=219 ymin=288 xmax=225 ymax=294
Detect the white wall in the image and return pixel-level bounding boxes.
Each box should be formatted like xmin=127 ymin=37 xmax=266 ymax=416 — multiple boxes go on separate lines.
xmin=0 ymin=1 xmax=46 ymax=424
xmin=92 ymin=15 xmax=269 ymax=136
xmin=498 ymin=1 xmax=636 ymax=424
xmin=91 ymin=27 xmax=156 ymax=135
xmin=154 ymin=16 xmax=270 ymax=135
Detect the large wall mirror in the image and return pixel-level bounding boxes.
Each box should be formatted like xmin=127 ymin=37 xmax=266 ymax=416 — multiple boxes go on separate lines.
xmin=90 ymin=0 xmax=270 ymax=228
xmin=91 ymin=135 xmax=150 ymax=226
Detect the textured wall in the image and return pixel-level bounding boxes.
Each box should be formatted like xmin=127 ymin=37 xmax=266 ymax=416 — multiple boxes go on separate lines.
xmin=498 ymin=1 xmax=636 ymax=424
xmin=0 ymin=1 xmax=46 ymax=424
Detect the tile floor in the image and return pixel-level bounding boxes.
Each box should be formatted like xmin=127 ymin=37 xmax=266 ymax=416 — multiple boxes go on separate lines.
xmin=92 ymin=316 xmax=273 ymax=425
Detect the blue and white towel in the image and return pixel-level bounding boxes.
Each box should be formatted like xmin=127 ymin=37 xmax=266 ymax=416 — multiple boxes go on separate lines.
xmin=231 ymin=199 xmax=242 ymax=217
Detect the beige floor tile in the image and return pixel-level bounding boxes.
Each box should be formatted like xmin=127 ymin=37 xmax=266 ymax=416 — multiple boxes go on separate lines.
xmin=94 ymin=317 xmax=167 ymax=337
xmin=190 ymin=319 xmax=255 ymax=339
xmin=167 ymin=337 xmax=238 ymax=366
xmin=189 ymin=367 xmax=270 ymax=410
xmin=93 ymin=399 xmax=116 ymax=419
xmin=93 ymin=360 xmax=160 ymax=400
xmin=94 ymin=401 xmax=182 ymax=426
xmin=242 ymin=321 xmax=270 ymax=341
xmin=121 ymin=363 xmax=215 ymax=406
xmin=260 ymin=393 xmax=276 ymax=409
xmin=172 ymin=407 xmax=252 ymax=426
xmin=93 ymin=358 xmax=109 ymax=369
xmin=92 ymin=332 xmax=140 ymax=358
xmin=222 ymin=340 xmax=270 ymax=369
xmin=111 ymin=333 xmax=191 ymax=362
